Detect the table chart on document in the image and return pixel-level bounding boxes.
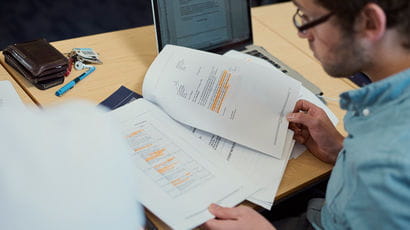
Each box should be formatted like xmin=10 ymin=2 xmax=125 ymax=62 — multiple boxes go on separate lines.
xmin=124 ymin=114 xmax=215 ymax=198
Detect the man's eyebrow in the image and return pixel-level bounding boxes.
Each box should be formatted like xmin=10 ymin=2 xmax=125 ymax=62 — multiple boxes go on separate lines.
xmin=292 ymin=0 xmax=301 ymax=8
xmin=292 ymin=0 xmax=307 ymax=12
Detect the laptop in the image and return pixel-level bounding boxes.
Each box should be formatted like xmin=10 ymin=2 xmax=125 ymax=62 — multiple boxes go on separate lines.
xmin=151 ymin=0 xmax=322 ymax=96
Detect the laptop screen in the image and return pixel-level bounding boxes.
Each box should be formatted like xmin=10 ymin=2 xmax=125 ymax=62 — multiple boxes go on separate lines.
xmin=151 ymin=0 xmax=253 ymax=53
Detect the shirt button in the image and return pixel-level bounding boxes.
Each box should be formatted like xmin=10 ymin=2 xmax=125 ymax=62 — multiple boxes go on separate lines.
xmin=362 ymin=108 xmax=370 ymax=116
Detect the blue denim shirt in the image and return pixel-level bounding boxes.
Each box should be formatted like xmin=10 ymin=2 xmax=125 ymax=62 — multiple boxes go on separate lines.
xmin=320 ymin=69 xmax=410 ymax=229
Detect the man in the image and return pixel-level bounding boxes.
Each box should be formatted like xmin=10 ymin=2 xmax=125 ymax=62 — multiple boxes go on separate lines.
xmin=0 ymin=102 xmax=145 ymax=230
xmin=203 ymin=0 xmax=410 ymax=229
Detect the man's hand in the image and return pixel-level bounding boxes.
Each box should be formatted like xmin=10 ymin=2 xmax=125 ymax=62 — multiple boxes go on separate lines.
xmin=202 ymin=204 xmax=276 ymax=230
xmin=287 ymin=100 xmax=344 ymax=164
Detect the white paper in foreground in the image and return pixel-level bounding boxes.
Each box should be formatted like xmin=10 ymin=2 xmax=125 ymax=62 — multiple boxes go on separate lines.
xmin=143 ymin=45 xmax=301 ymax=158
xmin=109 ymin=99 xmax=257 ymax=230
xmin=0 ymin=102 xmax=145 ymax=230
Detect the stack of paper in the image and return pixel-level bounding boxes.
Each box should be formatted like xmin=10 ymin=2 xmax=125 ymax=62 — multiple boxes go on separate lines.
xmin=217 ymin=50 xmax=338 ymax=209
xmin=109 ymin=100 xmax=258 ymax=229
xmin=187 ymin=126 xmax=295 ymax=209
xmin=104 ymin=45 xmax=339 ymax=228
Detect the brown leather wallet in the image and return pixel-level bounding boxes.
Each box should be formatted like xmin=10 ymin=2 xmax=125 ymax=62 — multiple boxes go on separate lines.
xmin=3 ymin=39 xmax=68 ymax=90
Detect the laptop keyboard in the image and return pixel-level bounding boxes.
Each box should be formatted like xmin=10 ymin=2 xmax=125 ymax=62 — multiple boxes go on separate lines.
xmin=245 ymin=50 xmax=288 ymax=74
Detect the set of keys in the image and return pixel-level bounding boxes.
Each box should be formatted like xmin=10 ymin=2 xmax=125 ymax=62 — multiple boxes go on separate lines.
xmin=69 ymin=48 xmax=103 ymax=65
xmin=65 ymin=48 xmax=102 ymax=76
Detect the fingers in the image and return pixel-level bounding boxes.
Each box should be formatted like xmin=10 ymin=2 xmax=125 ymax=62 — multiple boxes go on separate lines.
xmin=293 ymin=134 xmax=306 ymax=144
xmin=208 ymin=204 xmax=240 ymax=220
xmin=203 ymin=204 xmax=241 ymax=230
xmin=288 ymin=122 xmax=301 ymax=132
xmin=203 ymin=205 xmax=276 ymax=230
xmin=292 ymin=99 xmax=316 ymax=113
xmin=287 ymin=111 xmax=317 ymax=128
xmin=295 ymin=126 xmax=311 ymax=142
xmin=202 ymin=219 xmax=238 ymax=230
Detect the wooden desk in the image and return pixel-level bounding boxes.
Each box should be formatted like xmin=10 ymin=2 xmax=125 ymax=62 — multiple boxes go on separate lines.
xmin=0 ymin=64 xmax=36 ymax=106
xmin=0 ymin=26 xmax=156 ymax=106
xmin=0 ymin=13 xmax=355 ymax=230
xmin=252 ymin=2 xmax=359 ymax=90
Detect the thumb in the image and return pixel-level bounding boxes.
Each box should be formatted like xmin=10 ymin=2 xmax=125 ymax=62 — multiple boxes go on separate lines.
xmin=208 ymin=204 xmax=239 ymax=220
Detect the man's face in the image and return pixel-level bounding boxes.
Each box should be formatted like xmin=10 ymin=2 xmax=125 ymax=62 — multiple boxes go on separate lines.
xmin=293 ymin=0 xmax=370 ymax=77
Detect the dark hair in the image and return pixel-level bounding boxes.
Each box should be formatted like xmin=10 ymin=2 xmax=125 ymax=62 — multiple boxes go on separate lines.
xmin=315 ymin=0 xmax=410 ymax=49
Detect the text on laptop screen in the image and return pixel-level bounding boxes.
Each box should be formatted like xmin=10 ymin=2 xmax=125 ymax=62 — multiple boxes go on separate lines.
xmin=153 ymin=0 xmax=252 ymax=52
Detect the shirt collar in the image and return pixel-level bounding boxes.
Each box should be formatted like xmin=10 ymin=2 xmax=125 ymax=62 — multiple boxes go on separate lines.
xmin=340 ymin=68 xmax=410 ymax=111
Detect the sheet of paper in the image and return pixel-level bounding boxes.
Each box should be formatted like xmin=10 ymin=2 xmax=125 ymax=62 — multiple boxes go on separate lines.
xmin=0 ymin=80 xmax=25 ymax=110
xmin=108 ymin=99 xmax=257 ymax=230
xmin=222 ymin=50 xmax=339 ymax=124
xmin=143 ymin=45 xmax=301 ymax=158
xmin=224 ymin=50 xmax=275 ymax=68
xmin=247 ymin=132 xmax=295 ymax=209
xmin=223 ymin=51 xmax=339 ymax=159
xmin=247 ymin=133 xmax=295 ymax=209
xmin=183 ymin=126 xmax=294 ymax=210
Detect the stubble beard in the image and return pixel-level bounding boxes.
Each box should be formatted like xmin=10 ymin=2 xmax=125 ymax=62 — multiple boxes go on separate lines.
xmin=321 ymin=33 xmax=370 ymax=78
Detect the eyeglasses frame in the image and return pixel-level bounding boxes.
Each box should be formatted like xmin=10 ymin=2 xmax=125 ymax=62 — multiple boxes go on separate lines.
xmin=293 ymin=9 xmax=334 ymax=32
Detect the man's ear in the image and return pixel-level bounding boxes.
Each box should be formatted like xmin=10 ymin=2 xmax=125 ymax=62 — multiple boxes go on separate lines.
xmin=355 ymin=3 xmax=386 ymax=41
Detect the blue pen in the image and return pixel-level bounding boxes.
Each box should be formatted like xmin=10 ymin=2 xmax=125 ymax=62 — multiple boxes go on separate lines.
xmin=55 ymin=66 xmax=96 ymax=96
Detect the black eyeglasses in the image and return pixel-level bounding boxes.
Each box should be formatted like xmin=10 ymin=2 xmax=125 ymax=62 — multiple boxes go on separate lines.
xmin=293 ymin=9 xmax=333 ymax=33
